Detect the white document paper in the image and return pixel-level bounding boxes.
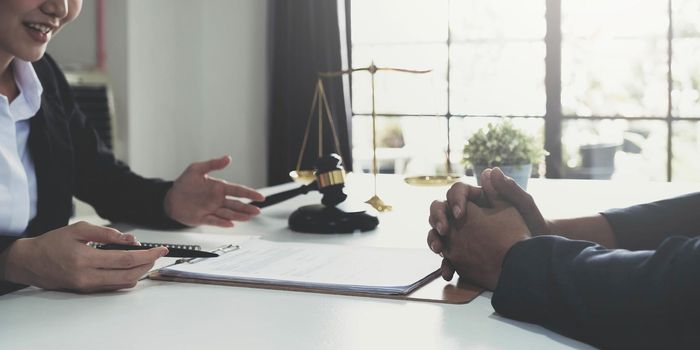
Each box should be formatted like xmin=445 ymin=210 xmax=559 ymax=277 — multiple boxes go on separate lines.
xmin=158 ymin=239 xmax=441 ymax=295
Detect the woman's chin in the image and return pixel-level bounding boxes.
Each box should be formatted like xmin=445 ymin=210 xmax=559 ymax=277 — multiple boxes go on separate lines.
xmin=15 ymin=46 xmax=48 ymax=62
xmin=24 ymin=52 xmax=46 ymax=62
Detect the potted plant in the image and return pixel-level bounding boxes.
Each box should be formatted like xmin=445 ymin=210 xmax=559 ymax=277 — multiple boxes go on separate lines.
xmin=462 ymin=119 xmax=547 ymax=190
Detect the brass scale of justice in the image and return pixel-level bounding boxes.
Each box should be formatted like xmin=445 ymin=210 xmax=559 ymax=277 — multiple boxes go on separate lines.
xmin=253 ymin=63 xmax=460 ymax=233
xmin=291 ymin=62 xmax=460 ymax=212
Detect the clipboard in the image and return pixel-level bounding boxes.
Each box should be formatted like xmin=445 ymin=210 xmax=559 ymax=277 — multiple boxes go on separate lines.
xmin=150 ymin=270 xmax=482 ymax=304
xmin=149 ymin=243 xmax=483 ymax=305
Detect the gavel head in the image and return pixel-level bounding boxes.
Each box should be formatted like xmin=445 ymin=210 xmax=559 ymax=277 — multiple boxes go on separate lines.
xmin=314 ymin=154 xmax=348 ymax=207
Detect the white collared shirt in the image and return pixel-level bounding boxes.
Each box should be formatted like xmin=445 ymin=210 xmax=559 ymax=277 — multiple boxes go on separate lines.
xmin=0 ymin=59 xmax=42 ymax=236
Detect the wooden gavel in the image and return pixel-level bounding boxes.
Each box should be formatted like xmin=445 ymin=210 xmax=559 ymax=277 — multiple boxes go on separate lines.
xmin=252 ymin=154 xmax=347 ymax=208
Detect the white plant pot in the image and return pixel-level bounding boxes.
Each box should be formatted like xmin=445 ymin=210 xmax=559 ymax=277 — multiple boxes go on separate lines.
xmin=472 ymin=163 xmax=532 ymax=190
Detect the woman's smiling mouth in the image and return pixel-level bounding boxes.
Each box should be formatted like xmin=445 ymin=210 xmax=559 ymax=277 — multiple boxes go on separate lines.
xmin=24 ymin=22 xmax=53 ymax=34
xmin=23 ymin=21 xmax=55 ymax=43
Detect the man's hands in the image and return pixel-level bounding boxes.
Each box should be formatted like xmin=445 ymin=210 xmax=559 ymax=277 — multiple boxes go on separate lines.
xmin=439 ymin=203 xmax=531 ymax=290
xmin=435 ymin=168 xmax=551 ymax=237
xmin=1 ymin=222 xmax=168 ymax=293
xmin=427 ymin=167 xmax=548 ymax=290
xmin=164 ymin=156 xmax=265 ymax=227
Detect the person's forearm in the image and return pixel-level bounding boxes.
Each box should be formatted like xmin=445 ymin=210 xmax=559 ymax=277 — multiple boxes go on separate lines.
xmin=0 ymin=237 xmax=16 ymax=282
xmin=493 ymin=235 xmax=700 ymax=348
xmin=0 ymin=245 xmax=10 ymax=282
xmin=601 ymin=192 xmax=700 ymax=250
xmin=0 ymin=239 xmax=30 ymax=285
xmin=548 ymin=214 xmax=617 ymax=248
xmin=0 ymin=238 xmax=36 ymax=295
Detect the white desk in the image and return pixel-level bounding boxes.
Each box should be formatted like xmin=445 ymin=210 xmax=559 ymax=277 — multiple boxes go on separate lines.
xmin=1 ymin=175 xmax=696 ymax=349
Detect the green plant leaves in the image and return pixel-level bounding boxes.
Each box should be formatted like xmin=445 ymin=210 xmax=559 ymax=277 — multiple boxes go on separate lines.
xmin=462 ymin=119 xmax=547 ymax=167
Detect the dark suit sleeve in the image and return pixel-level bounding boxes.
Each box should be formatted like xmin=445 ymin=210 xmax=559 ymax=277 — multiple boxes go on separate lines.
xmin=69 ymin=106 xmax=184 ymax=228
xmin=602 ymin=192 xmax=700 ymax=250
xmin=42 ymin=55 xmax=185 ymax=229
xmin=492 ymin=235 xmax=700 ymax=348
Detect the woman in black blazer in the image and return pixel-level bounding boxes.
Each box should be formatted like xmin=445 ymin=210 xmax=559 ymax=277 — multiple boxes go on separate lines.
xmin=0 ymin=0 xmax=264 ymax=293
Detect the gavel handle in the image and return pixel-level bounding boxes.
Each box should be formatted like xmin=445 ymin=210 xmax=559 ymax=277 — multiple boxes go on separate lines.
xmin=251 ymin=181 xmax=318 ymax=208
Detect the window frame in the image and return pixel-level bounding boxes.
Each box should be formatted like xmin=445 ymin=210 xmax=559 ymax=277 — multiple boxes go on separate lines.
xmin=348 ymin=0 xmax=700 ymax=181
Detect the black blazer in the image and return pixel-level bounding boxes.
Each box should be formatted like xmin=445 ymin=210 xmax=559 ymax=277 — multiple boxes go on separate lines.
xmin=0 ymin=55 xmax=182 ymax=292
xmin=492 ymin=192 xmax=700 ymax=349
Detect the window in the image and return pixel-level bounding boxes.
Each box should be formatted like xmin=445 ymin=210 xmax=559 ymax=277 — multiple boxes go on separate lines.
xmin=350 ymin=0 xmax=700 ymax=181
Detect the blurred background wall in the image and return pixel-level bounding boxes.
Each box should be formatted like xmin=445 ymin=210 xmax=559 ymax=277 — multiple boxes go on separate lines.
xmin=48 ymin=0 xmax=268 ymax=188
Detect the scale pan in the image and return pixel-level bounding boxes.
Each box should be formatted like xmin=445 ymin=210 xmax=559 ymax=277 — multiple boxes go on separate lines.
xmin=404 ymin=175 xmax=461 ymax=186
xmin=289 ymin=170 xmax=316 ymax=184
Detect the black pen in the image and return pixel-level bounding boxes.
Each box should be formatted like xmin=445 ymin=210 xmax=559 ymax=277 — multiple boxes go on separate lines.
xmin=96 ymin=243 xmax=219 ymax=258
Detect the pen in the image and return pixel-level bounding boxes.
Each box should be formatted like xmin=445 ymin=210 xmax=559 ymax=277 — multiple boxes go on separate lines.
xmin=95 ymin=243 xmax=219 ymax=258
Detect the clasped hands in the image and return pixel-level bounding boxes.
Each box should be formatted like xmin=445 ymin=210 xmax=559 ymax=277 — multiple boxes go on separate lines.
xmin=427 ymin=167 xmax=551 ymax=290
xmin=0 ymin=156 xmax=264 ymax=293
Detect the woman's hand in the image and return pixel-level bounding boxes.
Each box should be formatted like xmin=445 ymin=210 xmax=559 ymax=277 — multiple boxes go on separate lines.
xmin=164 ymin=156 xmax=265 ymax=227
xmin=1 ymin=222 xmax=168 ymax=293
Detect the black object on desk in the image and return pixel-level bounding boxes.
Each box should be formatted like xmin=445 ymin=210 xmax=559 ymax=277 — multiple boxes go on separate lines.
xmin=96 ymin=244 xmax=219 ymax=258
xmin=251 ymin=154 xmax=379 ymax=234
